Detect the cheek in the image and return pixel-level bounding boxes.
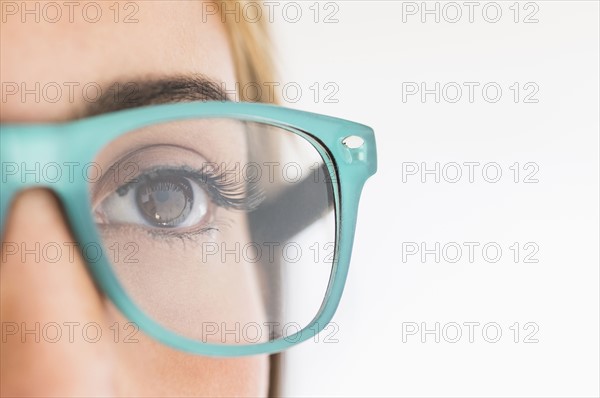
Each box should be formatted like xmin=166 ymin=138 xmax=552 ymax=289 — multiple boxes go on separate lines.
xmin=100 ymin=211 xmax=267 ymax=341
xmin=106 ymin=302 xmax=270 ymax=397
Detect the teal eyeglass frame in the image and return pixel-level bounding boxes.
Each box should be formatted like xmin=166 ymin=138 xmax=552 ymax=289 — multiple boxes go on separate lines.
xmin=0 ymin=101 xmax=377 ymax=357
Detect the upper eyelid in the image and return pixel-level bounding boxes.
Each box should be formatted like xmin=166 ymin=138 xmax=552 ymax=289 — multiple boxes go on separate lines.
xmin=90 ymin=143 xmax=214 ymax=204
xmin=102 ymin=165 xmax=264 ymax=213
xmin=125 ymin=166 xmax=264 ymax=211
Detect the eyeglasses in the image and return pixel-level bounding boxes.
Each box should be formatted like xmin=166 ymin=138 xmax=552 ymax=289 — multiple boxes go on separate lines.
xmin=0 ymin=101 xmax=377 ymax=357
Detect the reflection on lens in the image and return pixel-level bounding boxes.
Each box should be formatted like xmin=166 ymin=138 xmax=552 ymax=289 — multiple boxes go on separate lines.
xmin=91 ymin=118 xmax=336 ymax=345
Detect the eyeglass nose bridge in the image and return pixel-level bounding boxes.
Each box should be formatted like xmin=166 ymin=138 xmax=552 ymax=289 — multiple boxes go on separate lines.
xmin=2 ymin=124 xmax=66 ymax=184
xmin=1 ymin=124 xmax=80 ymax=231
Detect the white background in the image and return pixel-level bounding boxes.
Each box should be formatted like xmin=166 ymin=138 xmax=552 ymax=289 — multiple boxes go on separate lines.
xmin=269 ymin=1 xmax=599 ymax=396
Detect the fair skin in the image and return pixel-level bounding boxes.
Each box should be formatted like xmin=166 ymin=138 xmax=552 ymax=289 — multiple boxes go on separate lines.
xmin=0 ymin=1 xmax=270 ymax=396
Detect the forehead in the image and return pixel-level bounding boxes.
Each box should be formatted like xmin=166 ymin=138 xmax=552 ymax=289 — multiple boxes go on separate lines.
xmin=0 ymin=0 xmax=236 ymax=122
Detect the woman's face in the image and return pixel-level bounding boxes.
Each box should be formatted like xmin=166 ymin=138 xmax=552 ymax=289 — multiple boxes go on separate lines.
xmin=0 ymin=1 xmax=270 ymax=396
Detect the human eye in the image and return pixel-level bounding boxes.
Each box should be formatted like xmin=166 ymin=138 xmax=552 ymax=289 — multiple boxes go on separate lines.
xmin=92 ymin=146 xmax=264 ymax=241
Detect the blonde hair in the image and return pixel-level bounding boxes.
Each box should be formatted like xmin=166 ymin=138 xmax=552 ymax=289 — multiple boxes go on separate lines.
xmin=219 ymin=2 xmax=283 ymax=397
xmin=219 ymin=0 xmax=279 ymax=104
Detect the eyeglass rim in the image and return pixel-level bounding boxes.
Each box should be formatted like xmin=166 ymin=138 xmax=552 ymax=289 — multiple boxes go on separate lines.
xmin=0 ymin=100 xmax=377 ymax=356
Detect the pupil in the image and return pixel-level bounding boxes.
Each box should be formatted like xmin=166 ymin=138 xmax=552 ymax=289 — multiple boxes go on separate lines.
xmin=135 ymin=175 xmax=193 ymax=227
xmin=155 ymin=191 xmax=170 ymax=203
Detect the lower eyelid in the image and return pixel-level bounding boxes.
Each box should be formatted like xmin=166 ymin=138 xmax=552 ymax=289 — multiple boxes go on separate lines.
xmin=96 ymin=222 xmax=223 ymax=251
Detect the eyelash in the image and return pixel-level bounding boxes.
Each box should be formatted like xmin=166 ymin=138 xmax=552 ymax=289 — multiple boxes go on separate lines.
xmin=109 ymin=164 xmax=265 ymax=241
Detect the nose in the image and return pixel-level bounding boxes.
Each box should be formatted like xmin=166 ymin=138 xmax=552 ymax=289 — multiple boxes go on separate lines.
xmin=0 ymin=189 xmax=115 ymax=397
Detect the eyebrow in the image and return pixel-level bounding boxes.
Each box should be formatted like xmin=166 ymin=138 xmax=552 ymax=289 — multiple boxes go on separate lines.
xmin=82 ymin=75 xmax=231 ymax=118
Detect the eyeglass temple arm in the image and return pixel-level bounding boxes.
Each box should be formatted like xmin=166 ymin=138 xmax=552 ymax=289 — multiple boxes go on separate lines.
xmin=249 ymin=163 xmax=334 ymax=244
